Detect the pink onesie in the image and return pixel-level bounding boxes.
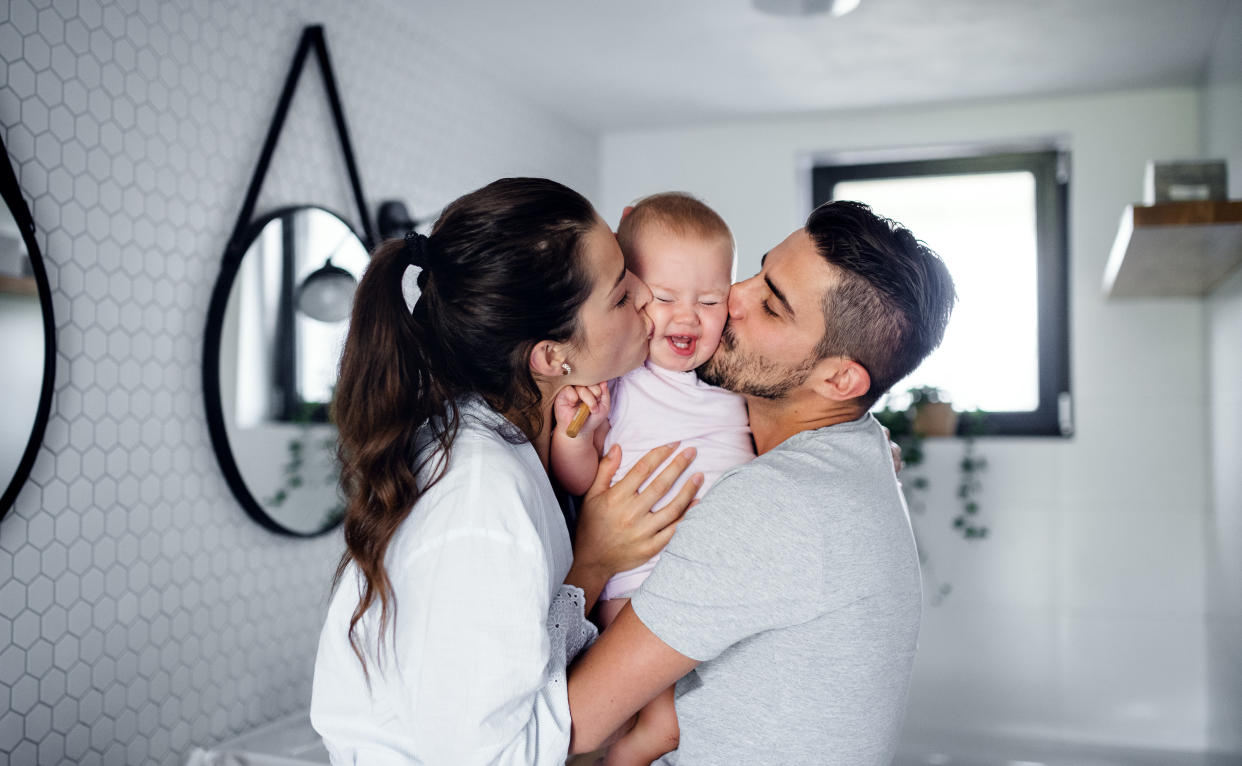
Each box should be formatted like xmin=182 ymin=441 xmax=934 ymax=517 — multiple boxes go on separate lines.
xmin=600 ymin=361 xmax=755 ymax=601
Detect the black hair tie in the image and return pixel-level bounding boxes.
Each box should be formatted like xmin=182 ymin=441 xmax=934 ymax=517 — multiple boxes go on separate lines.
xmin=404 ymin=231 xmax=431 ymax=270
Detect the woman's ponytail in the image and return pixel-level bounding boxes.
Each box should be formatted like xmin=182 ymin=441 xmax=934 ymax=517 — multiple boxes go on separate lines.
xmin=331 ymin=237 xmax=453 ymax=679
xmin=329 ymin=178 xmax=598 ymax=679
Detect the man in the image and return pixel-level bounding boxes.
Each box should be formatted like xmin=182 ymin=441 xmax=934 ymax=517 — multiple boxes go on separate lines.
xmin=567 ymin=200 xmax=956 ymax=764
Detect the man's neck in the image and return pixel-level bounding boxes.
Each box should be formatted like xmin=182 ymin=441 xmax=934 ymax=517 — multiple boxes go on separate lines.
xmin=744 ymin=395 xmax=864 ymax=455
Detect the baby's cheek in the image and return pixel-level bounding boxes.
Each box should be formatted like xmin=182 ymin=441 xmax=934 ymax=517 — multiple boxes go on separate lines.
xmin=642 ymin=302 xmax=671 ymax=333
xmin=698 ymin=307 xmax=730 ymax=356
xmin=696 ymin=336 xmax=722 ymax=360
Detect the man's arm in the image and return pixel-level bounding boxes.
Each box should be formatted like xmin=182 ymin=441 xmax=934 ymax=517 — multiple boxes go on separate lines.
xmin=566 ymin=602 xmax=699 ymax=754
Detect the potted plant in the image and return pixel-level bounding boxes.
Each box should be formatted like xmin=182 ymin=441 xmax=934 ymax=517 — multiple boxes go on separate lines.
xmin=909 ymin=385 xmax=958 ymax=437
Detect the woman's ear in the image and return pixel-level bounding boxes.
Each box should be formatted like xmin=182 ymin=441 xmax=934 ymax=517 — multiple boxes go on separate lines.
xmin=529 ymin=342 xmax=567 ymax=379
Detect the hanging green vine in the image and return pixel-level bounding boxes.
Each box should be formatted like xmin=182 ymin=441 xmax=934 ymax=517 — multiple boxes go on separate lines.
xmin=953 ymin=411 xmax=989 ymax=539
xmin=875 ymin=388 xmax=992 ymax=605
xmin=264 ymin=400 xmax=344 ymax=525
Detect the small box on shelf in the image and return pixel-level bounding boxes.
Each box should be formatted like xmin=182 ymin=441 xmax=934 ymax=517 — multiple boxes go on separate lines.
xmin=1144 ymin=159 xmax=1227 ymax=204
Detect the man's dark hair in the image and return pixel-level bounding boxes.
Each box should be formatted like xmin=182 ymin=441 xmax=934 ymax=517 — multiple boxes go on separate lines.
xmin=806 ymin=200 xmax=956 ymax=410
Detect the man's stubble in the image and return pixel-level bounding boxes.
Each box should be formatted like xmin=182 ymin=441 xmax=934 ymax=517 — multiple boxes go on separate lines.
xmin=698 ymin=323 xmax=817 ymax=401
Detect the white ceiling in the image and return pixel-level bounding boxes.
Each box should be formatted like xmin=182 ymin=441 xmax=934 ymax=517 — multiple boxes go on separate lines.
xmin=410 ymin=0 xmax=1236 ymax=132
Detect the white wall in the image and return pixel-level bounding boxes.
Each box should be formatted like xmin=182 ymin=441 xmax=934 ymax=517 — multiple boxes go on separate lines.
xmin=0 ymin=1 xmax=597 ymax=763
xmin=1203 ymin=0 xmax=1242 ymax=752
xmin=601 ymin=87 xmax=1212 ymax=750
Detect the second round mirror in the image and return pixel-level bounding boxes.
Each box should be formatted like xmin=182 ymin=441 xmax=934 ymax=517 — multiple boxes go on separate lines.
xmin=206 ymin=206 xmax=370 ymax=536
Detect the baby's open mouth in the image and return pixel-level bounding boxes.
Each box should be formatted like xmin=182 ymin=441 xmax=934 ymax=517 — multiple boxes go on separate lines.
xmin=666 ymin=335 xmax=697 ymax=357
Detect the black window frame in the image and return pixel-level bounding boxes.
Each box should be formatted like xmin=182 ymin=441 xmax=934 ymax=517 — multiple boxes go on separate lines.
xmin=812 ymin=149 xmax=1072 ymax=437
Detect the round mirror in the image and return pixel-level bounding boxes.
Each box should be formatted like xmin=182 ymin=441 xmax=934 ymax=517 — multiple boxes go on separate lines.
xmin=0 ymin=140 xmax=56 ymax=519
xmin=204 ymin=206 xmax=371 ymax=536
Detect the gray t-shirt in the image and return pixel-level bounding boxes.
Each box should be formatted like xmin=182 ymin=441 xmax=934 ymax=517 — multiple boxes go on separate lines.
xmin=631 ymin=413 xmax=921 ymax=766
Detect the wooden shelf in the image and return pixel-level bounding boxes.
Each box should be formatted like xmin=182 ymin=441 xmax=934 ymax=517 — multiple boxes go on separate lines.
xmin=1104 ymin=201 xmax=1242 ymax=298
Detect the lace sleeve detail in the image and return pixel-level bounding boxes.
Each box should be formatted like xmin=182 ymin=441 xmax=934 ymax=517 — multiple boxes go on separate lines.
xmin=546 ymin=584 xmax=599 ymax=672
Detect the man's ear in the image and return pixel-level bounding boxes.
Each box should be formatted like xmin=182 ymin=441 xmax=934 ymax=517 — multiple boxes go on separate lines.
xmin=810 ymin=357 xmax=870 ymax=403
xmin=529 ymin=342 xmax=567 ymax=379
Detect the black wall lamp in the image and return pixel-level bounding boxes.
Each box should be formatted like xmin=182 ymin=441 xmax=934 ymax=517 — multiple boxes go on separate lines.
xmin=377 ymin=199 xmax=429 ymax=240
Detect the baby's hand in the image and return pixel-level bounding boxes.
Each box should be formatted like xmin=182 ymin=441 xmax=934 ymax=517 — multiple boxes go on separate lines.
xmin=554 ymin=382 xmax=611 ymax=438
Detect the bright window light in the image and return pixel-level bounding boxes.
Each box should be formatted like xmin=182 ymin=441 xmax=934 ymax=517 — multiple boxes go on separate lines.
xmin=835 ymin=172 xmax=1040 ymax=413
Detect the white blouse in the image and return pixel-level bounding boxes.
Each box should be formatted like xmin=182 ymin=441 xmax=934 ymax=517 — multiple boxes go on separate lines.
xmin=311 ymin=400 xmax=597 ymax=765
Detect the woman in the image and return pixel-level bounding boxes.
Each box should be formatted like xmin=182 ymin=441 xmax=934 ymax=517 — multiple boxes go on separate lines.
xmin=310 ymin=178 xmax=700 ymax=764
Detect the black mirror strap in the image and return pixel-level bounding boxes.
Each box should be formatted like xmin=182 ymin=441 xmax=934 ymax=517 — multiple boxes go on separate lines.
xmin=225 ymin=25 xmax=376 ymax=266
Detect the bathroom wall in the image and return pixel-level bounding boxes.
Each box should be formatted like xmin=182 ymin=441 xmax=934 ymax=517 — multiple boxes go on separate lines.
xmin=600 ymin=87 xmax=1213 ymax=750
xmin=1203 ymin=0 xmax=1242 ymax=752
xmin=0 ymin=0 xmax=597 ymax=763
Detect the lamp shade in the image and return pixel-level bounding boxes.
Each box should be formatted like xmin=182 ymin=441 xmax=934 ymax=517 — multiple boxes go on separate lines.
xmin=296 ymin=259 xmax=357 ymax=322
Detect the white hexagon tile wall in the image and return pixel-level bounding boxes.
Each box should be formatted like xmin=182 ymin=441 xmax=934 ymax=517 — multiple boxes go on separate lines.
xmin=0 ymin=1 xmax=598 ymax=763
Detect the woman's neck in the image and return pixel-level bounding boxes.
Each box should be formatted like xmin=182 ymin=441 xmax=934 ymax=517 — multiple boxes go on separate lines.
xmin=525 ymin=397 xmax=556 ymax=472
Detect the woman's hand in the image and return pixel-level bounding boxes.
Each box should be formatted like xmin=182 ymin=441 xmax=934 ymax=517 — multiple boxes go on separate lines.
xmin=566 ymin=442 xmax=702 ymax=611
xmin=879 ymin=425 xmax=903 ymax=473
xmin=553 ymin=382 xmax=611 ymax=438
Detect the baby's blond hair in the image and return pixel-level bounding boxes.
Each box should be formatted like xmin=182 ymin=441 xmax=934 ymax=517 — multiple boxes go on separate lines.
xmin=616 ymin=192 xmax=734 ymax=271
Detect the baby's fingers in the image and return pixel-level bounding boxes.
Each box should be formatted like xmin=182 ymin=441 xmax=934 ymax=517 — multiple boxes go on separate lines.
xmin=554 ymin=384 xmax=582 ymax=408
xmin=574 ymin=385 xmax=600 ymax=411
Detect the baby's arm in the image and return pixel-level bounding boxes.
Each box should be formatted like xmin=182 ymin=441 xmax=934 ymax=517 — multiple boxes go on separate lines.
xmin=550 ymin=383 xmax=612 ymax=496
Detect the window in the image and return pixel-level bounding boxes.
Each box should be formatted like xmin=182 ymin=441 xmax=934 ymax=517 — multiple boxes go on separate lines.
xmin=813 ymin=148 xmax=1071 ymax=436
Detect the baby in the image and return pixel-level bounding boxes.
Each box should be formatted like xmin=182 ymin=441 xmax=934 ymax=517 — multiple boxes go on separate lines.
xmin=552 ymin=192 xmax=755 ymax=765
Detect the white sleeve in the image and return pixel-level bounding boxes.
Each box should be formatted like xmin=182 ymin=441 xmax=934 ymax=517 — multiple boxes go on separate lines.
xmin=547 ymin=584 xmax=598 ymax=670
xmin=312 ymin=424 xmax=598 ymax=766
xmin=384 ymin=507 xmax=587 ymax=764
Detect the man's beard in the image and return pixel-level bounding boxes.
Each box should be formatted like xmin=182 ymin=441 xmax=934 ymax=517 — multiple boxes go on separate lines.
xmin=699 ymin=324 xmax=816 ymax=400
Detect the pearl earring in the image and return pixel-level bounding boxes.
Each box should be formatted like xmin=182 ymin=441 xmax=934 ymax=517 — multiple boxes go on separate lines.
xmin=561 ymin=362 xmax=572 ymax=376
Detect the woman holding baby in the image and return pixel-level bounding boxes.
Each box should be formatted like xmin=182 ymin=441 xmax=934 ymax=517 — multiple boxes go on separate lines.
xmin=309 ymin=177 xmax=704 ymax=764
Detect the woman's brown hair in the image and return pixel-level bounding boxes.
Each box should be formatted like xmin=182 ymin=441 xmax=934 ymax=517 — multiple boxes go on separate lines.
xmin=330 ymin=178 xmax=597 ymax=677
